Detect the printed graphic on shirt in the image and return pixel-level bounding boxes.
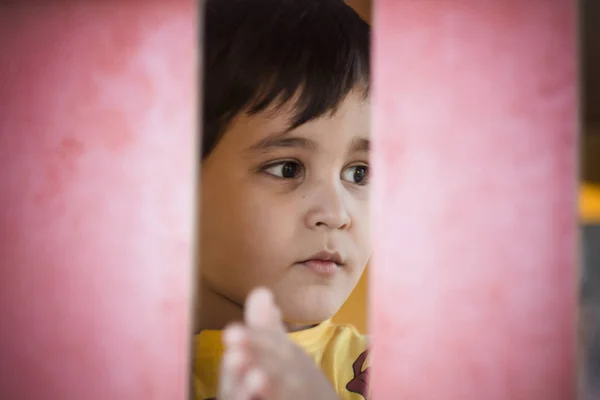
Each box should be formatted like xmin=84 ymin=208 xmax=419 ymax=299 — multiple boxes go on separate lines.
xmin=203 ymin=348 xmax=371 ymax=400
xmin=346 ymin=349 xmax=370 ymax=399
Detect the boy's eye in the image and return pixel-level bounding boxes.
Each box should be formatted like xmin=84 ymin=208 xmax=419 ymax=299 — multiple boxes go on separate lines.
xmin=342 ymin=164 xmax=369 ymax=185
xmin=264 ymin=161 xmax=303 ymax=179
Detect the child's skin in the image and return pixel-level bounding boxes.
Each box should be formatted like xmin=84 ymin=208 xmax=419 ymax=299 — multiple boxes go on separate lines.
xmin=196 ymin=90 xmax=371 ymax=399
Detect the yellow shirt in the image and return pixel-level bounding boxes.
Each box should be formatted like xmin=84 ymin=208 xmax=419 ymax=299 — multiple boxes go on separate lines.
xmin=193 ymin=320 xmax=370 ymax=400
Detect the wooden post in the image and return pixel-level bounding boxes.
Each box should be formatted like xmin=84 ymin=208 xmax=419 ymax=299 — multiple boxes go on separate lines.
xmin=0 ymin=2 xmax=197 ymax=398
xmin=371 ymin=1 xmax=578 ymax=398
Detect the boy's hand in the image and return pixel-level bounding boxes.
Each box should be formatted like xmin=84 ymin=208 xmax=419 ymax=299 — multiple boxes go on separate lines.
xmin=218 ymin=287 xmax=340 ymax=400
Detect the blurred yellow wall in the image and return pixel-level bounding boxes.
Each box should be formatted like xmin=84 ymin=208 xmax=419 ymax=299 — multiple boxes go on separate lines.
xmin=582 ymin=183 xmax=600 ymax=222
xmin=333 ymin=268 xmax=369 ymax=333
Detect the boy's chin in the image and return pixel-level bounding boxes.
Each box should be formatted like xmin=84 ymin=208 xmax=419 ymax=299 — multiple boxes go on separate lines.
xmin=280 ymin=306 xmax=340 ymax=327
xmin=273 ymin=286 xmax=350 ymax=326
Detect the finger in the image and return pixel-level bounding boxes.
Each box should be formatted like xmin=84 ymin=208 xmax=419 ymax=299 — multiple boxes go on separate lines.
xmin=240 ymin=329 xmax=299 ymax=386
xmin=237 ymin=330 xmax=338 ymax=400
xmin=244 ymin=287 xmax=274 ymax=328
xmin=243 ymin=367 xmax=271 ymax=399
xmin=223 ymin=323 xmax=250 ymax=347
xmin=244 ymin=287 xmax=285 ymax=333
xmin=220 ymin=349 xmax=253 ymax=400
xmin=218 ymin=350 xmax=244 ymax=400
xmin=219 ymin=327 xmax=253 ymax=400
xmin=242 ymin=346 xmax=301 ymax=400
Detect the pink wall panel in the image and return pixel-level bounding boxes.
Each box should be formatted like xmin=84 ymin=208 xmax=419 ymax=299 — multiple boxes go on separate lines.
xmin=0 ymin=2 xmax=197 ymax=398
xmin=371 ymin=1 xmax=577 ymax=399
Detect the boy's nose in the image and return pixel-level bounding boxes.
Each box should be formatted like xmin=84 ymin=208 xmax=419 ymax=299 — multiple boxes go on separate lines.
xmin=304 ymin=184 xmax=351 ymax=230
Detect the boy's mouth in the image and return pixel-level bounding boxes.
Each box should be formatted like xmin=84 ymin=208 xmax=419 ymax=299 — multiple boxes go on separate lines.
xmin=297 ymin=251 xmax=344 ymax=278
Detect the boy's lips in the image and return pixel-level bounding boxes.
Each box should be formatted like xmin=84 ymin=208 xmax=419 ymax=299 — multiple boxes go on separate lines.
xmin=297 ymin=250 xmax=344 ymax=277
xmin=300 ymin=250 xmax=344 ymax=265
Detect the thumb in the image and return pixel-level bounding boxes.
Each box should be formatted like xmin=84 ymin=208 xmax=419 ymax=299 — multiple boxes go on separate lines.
xmin=244 ymin=287 xmax=285 ymax=333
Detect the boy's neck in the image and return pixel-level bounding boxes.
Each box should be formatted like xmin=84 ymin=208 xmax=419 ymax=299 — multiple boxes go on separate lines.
xmin=194 ymin=279 xmax=319 ymax=334
xmin=193 ymin=279 xmax=243 ymax=333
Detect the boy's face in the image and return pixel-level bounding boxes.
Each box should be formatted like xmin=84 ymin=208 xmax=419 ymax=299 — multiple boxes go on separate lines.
xmin=200 ymin=91 xmax=370 ymax=325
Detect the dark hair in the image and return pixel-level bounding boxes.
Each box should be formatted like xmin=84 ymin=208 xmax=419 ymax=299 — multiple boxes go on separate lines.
xmin=202 ymin=0 xmax=370 ymax=159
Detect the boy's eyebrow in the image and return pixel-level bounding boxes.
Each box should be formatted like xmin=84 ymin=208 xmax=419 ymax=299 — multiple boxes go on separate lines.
xmin=247 ymin=130 xmax=317 ymax=153
xmin=247 ymin=132 xmax=370 ymax=154
xmin=350 ymin=137 xmax=370 ymax=153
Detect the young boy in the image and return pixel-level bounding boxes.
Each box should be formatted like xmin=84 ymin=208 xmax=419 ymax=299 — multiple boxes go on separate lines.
xmin=194 ymin=0 xmax=371 ymax=398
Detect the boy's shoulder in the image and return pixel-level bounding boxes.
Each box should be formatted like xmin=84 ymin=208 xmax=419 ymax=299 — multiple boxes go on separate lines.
xmin=326 ymin=321 xmax=369 ymax=349
xmin=326 ymin=322 xmax=370 ymax=369
xmin=290 ymin=320 xmax=368 ymax=356
xmin=318 ymin=322 xmax=371 ymax=399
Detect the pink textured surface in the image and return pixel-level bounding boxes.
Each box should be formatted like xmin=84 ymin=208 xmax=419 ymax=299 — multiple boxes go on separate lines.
xmin=371 ymin=1 xmax=577 ymax=399
xmin=0 ymin=2 xmax=196 ymax=399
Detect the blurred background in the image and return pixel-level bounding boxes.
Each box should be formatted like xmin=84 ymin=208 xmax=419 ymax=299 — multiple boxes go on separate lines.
xmin=581 ymin=1 xmax=600 ymax=397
